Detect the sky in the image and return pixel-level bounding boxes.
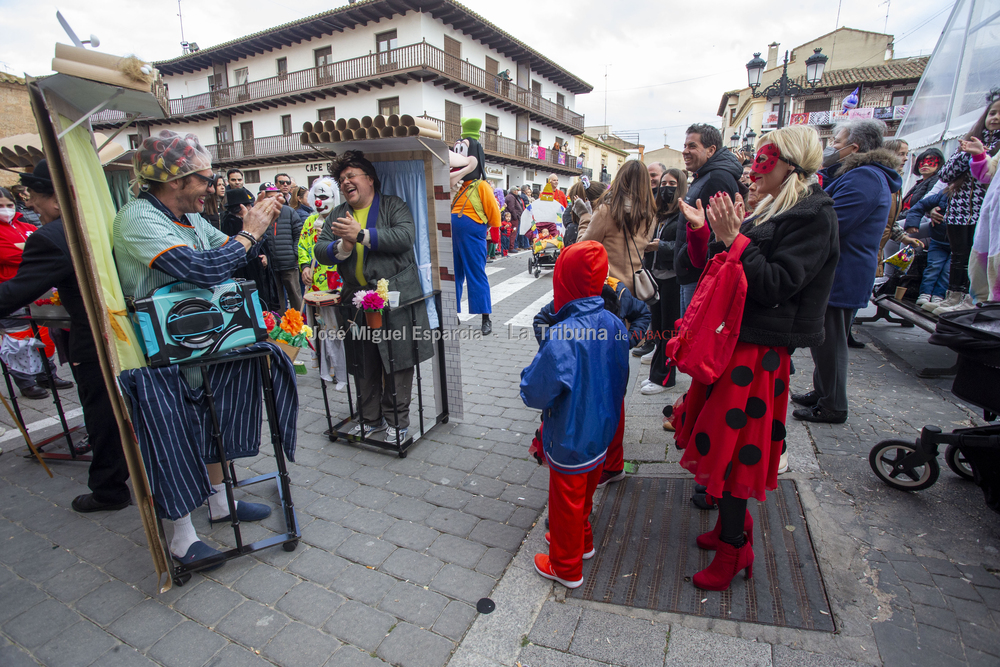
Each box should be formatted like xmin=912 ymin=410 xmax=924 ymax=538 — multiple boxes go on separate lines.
xmin=0 ymin=0 xmax=951 ymax=149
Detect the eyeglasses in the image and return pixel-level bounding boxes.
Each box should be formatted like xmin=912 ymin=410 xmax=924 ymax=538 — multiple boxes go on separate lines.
xmin=276 ymin=180 xmax=291 ymax=186
xmin=338 ymin=171 xmax=366 ymax=186
xmin=188 ymin=172 xmax=216 ymax=187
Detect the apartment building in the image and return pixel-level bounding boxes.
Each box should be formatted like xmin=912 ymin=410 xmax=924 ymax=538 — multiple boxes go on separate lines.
xmin=719 ymin=28 xmax=926 ymax=147
xmin=93 ymin=0 xmax=591 ymax=192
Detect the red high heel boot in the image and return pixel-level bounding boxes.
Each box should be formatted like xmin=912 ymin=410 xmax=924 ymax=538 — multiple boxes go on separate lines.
xmin=696 ymin=510 xmax=754 ymax=550
xmin=692 ymin=534 xmax=754 ymax=591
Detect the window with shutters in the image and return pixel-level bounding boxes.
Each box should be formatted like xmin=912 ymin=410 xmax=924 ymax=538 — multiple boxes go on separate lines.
xmin=445 ymin=100 xmax=461 ymax=142
xmin=804 ymin=98 xmax=831 ymax=113
xmin=243 ymin=170 xmax=260 ymax=184
xmin=556 ymin=92 xmax=565 ymax=107
xmin=376 ymin=30 xmax=398 ymax=71
xmin=315 ymin=46 xmax=333 ymax=84
xmin=378 ymin=97 xmax=400 ymax=117
xmin=484 ymin=113 xmax=499 ymax=150
xmin=531 ymin=80 xmax=542 ymax=110
xmin=276 ymin=57 xmax=287 ymax=79
xmin=128 ymin=134 xmax=141 ymax=149
xmin=281 ymin=115 xmax=292 ymax=135
xmin=444 ymin=35 xmax=461 ymax=77
xmin=317 ymin=107 xmax=336 ymax=121
xmin=485 ymin=56 xmax=498 ymax=76
xmin=530 ymin=128 xmax=541 ymax=145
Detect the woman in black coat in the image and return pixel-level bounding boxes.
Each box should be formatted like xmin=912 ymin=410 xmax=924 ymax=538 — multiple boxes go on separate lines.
xmin=673 ymin=126 xmax=839 ymax=592
xmin=641 ymin=168 xmax=687 ymax=395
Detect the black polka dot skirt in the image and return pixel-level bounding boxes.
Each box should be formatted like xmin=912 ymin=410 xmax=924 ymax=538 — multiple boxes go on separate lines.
xmin=675 ymin=342 xmax=790 ymax=502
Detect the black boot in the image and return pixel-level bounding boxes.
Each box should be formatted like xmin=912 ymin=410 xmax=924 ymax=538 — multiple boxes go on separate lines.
xmin=481 ymin=315 xmax=492 ymax=336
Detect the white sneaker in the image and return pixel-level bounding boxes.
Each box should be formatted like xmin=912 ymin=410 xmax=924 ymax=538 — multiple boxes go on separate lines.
xmin=641 ymin=382 xmax=667 ymax=395
xmin=335 ymin=381 xmax=347 ymax=392
xmin=920 ymin=295 xmax=945 ymax=312
xmin=935 ymin=294 xmax=976 ymax=314
xmin=915 ymin=293 xmax=932 ymax=307
xmin=384 ymin=425 xmax=408 ymax=443
xmin=640 ymin=349 xmax=655 ymax=365
xmin=348 ymin=418 xmax=386 ymax=438
xmin=930 ymin=290 xmax=963 ymax=314
xmin=641 ymin=378 xmax=653 ymax=386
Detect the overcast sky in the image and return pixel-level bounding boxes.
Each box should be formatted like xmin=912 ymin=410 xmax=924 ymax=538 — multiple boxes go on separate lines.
xmin=0 ymin=0 xmax=950 ymax=149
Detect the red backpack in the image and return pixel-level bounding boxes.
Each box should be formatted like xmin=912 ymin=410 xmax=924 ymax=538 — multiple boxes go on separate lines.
xmin=664 ymin=234 xmax=751 ymax=385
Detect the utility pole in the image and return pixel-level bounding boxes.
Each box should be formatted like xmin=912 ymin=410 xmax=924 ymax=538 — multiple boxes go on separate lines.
xmin=178 ymin=0 xmax=188 ymax=54
xmin=604 ymin=64 xmax=611 ymax=130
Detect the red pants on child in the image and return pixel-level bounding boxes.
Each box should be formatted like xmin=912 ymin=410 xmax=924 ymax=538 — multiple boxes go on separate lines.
xmin=548 ymin=465 xmax=602 ymax=582
xmin=602 ymin=401 xmax=625 ymax=473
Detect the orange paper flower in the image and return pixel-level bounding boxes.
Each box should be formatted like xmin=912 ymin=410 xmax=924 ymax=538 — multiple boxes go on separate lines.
xmin=280 ymin=308 xmax=304 ymax=335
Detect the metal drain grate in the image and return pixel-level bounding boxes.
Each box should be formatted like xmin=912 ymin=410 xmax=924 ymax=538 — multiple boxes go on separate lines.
xmin=568 ymin=477 xmax=835 ymax=632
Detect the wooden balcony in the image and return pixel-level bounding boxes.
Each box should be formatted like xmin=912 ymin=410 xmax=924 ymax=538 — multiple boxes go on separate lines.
xmin=92 ymin=42 xmax=584 ymax=134
xmin=420 ymin=116 xmax=581 ymax=176
xmin=201 ymin=121 xmax=581 ymax=176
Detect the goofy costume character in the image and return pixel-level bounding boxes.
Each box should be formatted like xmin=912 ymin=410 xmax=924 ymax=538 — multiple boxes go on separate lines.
xmin=450 ymin=118 xmax=501 ymax=334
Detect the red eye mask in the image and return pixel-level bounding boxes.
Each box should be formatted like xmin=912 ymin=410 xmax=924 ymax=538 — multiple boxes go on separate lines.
xmin=919 ymin=157 xmax=940 ymax=170
xmin=750 ymin=143 xmax=804 ymax=182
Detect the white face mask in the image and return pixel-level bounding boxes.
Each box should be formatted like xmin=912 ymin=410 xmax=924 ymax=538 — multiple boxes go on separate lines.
xmin=0 ymin=208 xmax=16 ymax=223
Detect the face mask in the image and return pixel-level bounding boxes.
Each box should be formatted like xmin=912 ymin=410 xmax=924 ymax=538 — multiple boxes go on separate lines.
xmin=0 ymin=208 xmax=15 ymax=223
xmin=658 ymin=185 xmax=677 ymax=205
xmin=919 ymin=158 xmax=940 ymax=171
xmin=822 ymin=146 xmax=843 ymax=168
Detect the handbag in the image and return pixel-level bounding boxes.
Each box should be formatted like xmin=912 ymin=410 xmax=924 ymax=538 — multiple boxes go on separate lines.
xmin=664 ymin=234 xmax=751 ymax=385
xmin=624 ymin=224 xmax=659 ymax=304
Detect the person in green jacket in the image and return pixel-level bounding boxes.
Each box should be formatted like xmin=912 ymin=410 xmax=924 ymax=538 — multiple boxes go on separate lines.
xmin=299 ymin=176 xmax=346 ymax=390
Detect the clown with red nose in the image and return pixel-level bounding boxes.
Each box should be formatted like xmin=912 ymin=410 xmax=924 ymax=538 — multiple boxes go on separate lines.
xmin=298 ymin=176 xmax=343 ymax=293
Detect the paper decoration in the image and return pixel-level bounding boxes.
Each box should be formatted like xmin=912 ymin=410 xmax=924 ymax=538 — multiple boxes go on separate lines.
xmin=557 ymin=151 xmax=566 ymax=165
xmin=848 ymin=108 xmax=874 ymax=120
xmin=537 ymin=147 xmax=546 ymax=161
xmin=576 ymin=156 xmax=584 ymax=169
xmin=894 ymin=105 xmax=908 ymax=119
xmin=808 ymin=111 xmax=831 ymax=125
xmin=789 ymin=113 xmax=808 ymax=125
xmin=873 ymin=107 xmax=894 ymax=120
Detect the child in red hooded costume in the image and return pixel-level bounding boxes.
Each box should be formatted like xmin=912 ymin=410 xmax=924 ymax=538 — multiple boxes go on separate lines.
xmin=520 ymin=241 xmax=629 ymax=587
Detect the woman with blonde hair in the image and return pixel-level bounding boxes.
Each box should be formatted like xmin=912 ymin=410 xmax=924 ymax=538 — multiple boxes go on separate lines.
xmin=577 ymin=160 xmax=657 ymax=294
xmin=673 ymin=125 xmax=839 ymax=591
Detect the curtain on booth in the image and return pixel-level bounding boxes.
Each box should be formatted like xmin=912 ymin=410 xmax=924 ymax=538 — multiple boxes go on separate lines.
xmin=373 ymin=159 xmax=438 ymax=329
xmin=105 ymin=170 xmax=133 ymax=211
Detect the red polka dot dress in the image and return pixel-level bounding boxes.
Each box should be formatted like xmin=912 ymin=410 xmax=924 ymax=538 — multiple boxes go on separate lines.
xmin=673 ymin=341 xmax=790 ymax=502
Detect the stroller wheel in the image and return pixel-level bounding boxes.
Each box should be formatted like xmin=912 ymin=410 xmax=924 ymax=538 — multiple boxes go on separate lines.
xmin=869 ymin=439 xmax=940 ymax=491
xmin=535 ymin=269 xmax=541 ymax=278
xmin=527 ymin=258 xmax=533 ymax=274
xmin=945 ymin=444 xmax=975 ymax=480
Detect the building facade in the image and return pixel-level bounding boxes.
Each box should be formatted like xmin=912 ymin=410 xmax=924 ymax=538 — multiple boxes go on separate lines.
xmin=572 ymin=134 xmax=629 ymax=184
xmin=93 ymin=0 xmax=590 ymax=193
xmin=718 ymin=28 xmax=926 ymax=147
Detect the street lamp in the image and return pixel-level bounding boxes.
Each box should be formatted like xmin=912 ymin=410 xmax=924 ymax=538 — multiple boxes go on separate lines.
xmin=742 ymin=129 xmax=757 ymax=154
xmin=730 ymin=132 xmax=740 ymax=150
xmin=745 ymin=47 xmax=828 ymax=130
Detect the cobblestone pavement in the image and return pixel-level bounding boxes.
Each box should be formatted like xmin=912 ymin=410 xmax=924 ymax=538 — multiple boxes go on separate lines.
xmin=1 ymin=258 xmax=999 ymax=667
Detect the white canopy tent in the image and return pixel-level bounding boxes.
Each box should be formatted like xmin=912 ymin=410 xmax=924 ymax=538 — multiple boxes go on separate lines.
xmin=896 ymin=0 xmax=1000 ymax=150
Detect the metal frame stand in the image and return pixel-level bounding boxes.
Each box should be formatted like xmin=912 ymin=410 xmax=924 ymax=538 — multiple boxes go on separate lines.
xmin=157 ymin=348 xmax=299 ymax=586
xmin=1 ymin=315 xmax=89 ymax=463
xmin=318 ymin=291 xmax=449 ymax=458
xmin=865 ymin=295 xmax=956 ymax=378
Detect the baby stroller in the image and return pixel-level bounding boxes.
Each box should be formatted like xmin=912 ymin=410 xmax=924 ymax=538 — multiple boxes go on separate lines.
xmin=868 ymin=304 xmax=1000 ymax=514
xmin=526 ymin=223 xmax=562 ymax=279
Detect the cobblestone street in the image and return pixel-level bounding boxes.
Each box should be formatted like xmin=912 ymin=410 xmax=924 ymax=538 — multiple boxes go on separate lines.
xmin=1 ymin=254 xmax=998 ymax=666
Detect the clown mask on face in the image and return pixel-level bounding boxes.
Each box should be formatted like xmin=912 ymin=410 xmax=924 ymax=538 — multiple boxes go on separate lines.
xmin=308 ymin=176 xmax=340 ymax=216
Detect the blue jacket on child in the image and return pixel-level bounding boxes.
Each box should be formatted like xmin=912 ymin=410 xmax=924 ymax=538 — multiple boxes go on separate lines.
xmin=520 ymin=242 xmax=629 ymax=475
xmin=905 ymin=191 xmax=950 ymax=243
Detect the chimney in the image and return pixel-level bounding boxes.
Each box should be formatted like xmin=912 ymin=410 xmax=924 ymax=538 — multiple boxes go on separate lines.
xmin=766 ymin=42 xmax=779 ymax=70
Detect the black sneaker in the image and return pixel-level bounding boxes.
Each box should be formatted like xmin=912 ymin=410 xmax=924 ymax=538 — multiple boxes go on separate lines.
xmin=792 ymin=404 xmax=847 ymax=424
xmin=631 ymin=341 xmax=654 ymax=357
xmin=790 ymin=390 xmax=819 ymax=407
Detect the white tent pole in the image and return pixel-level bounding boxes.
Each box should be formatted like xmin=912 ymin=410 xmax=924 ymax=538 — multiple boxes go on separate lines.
xmin=941 ymin=0 xmax=975 ymax=141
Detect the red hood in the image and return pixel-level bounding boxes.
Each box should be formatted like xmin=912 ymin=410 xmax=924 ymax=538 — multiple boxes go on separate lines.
xmin=553 ymin=241 xmax=608 ymax=312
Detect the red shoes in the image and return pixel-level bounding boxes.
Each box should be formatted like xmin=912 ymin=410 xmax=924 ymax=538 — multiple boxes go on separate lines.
xmin=533 ymin=554 xmax=583 ymax=588
xmin=696 ymin=510 xmax=754 ymax=550
xmin=692 ymin=535 xmax=754 ymax=591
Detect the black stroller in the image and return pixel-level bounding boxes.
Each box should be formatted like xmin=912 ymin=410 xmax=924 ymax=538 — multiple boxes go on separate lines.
xmin=869 ymin=304 xmax=1000 ymax=514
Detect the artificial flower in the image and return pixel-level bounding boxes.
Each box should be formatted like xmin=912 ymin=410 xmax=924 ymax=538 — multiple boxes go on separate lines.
xmin=280 ymin=308 xmax=304 ymax=335
xmin=376 ymin=278 xmax=389 ymax=303
xmin=263 ymin=311 xmax=276 ymax=331
xmin=302 ymin=325 xmax=313 ymax=339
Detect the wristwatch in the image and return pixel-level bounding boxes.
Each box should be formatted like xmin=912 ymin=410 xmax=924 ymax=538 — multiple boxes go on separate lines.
xmin=356 ymin=230 xmax=365 ymax=244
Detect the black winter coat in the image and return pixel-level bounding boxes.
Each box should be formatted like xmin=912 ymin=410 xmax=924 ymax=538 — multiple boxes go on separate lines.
xmin=270 ymin=205 xmax=303 ymax=272
xmin=709 ymin=186 xmax=840 ymax=348
xmin=675 ymin=148 xmax=743 ymax=285
xmin=649 ymin=211 xmax=681 ymax=275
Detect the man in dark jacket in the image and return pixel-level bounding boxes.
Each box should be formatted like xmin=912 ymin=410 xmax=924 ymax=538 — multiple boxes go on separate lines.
xmin=505 ymin=187 xmax=525 ymax=254
xmin=793 ymin=119 xmax=902 ymax=423
xmin=674 ymin=124 xmax=743 ymax=315
xmin=0 ymin=164 xmax=130 ymax=513
xmin=260 ymin=184 xmax=304 ymax=311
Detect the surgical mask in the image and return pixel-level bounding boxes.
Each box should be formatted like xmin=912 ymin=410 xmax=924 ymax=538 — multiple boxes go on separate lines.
xmin=0 ymin=208 xmax=15 ymax=223
xmin=822 ymin=146 xmax=843 ymax=168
